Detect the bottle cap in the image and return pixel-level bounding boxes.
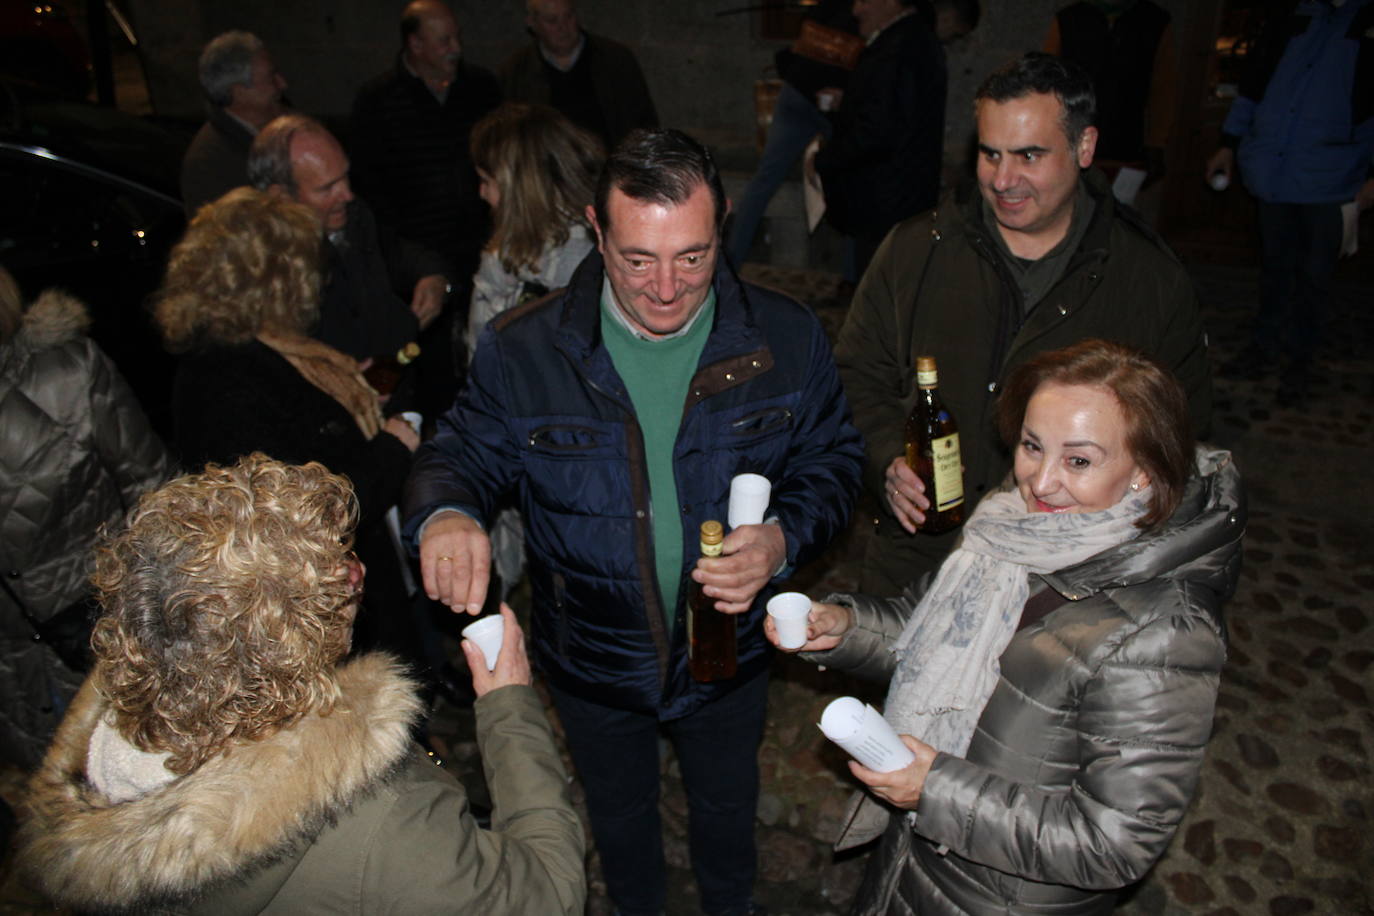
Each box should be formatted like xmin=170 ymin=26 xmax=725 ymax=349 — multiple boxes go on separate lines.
xmin=398 ymin=341 xmax=422 ymax=364
xmin=700 ymin=520 xmax=723 ymax=545
xmin=916 ymin=355 xmax=938 ymax=388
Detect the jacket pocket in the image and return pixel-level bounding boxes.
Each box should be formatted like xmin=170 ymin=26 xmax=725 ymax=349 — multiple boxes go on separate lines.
xmin=728 ymin=406 xmax=794 ymax=441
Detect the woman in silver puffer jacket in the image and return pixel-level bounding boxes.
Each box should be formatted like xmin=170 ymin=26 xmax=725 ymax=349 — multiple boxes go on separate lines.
xmin=769 ymin=340 xmax=1244 ymax=915
xmin=0 ymin=270 xmax=171 ymax=769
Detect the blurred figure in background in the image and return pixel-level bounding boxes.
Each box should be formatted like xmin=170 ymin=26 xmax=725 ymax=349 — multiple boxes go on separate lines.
xmin=180 ymin=30 xmax=288 ymax=217
xmin=0 ymin=267 xmax=171 ymax=770
xmin=814 ymin=0 xmax=980 ymax=280
xmin=500 ymin=0 xmax=658 ymax=149
xmin=1207 ymin=0 xmax=1374 ymax=401
xmin=352 ymin=0 xmax=500 ymax=414
xmin=17 ymin=455 xmax=585 ymax=914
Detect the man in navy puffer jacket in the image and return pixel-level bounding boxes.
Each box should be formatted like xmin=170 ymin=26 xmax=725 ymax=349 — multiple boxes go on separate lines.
xmin=404 ymin=129 xmax=863 ymax=916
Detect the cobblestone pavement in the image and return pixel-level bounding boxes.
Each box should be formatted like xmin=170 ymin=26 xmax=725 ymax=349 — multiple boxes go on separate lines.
xmin=2 ymin=260 xmax=1371 ymax=915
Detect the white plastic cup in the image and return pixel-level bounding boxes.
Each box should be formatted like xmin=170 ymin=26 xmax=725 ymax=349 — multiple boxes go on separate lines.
xmin=818 ymin=697 xmax=917 ymax=773
xmin=461 ymin=615 xmax=504 ymax=671
xmin=767 ymin=591 xmax=812 ymax=649
xmin=728 ymin=473 xmax=771 ymax=529
xmin=1209 ymin=172 xmax=1230 ymax=192
xmin=399 ymin=411 xmax=423 ymax=436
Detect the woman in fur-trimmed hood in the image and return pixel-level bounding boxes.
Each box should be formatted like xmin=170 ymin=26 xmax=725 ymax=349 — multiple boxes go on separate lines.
xmin=16 ymin=454 xmax=586 ymax=915
xmin=0 ymin=270 xmax=171 ymax=769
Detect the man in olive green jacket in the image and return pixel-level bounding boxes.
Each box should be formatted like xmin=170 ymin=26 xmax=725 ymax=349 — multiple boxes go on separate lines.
xmin=836 ymin=53 xmax=1211 ymax=595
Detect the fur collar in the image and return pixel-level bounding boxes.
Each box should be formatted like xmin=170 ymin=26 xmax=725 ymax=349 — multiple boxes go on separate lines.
xmin=17 ymin=653 xmax=422 ymax=910
xmin=11 ymin=289 xmax=90 ymax=352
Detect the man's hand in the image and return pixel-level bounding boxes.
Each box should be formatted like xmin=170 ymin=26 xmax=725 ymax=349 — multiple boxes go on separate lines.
xmin=463 ymin=605 xmax=531 ymax=697
xmin=1206 ymin=147 xmax=1234 ymax=185
xmin=419 ymin=511 xmax=491 ymax=613
xmin=691 ymin=522 xmax=786 ymax=614
xmin=848 ymin=735 xmax=938 ymax=810
xmin=884 ymin=456 xmax=929 ymax=534
xmin=411 ymin=274 xmax=448 ymax=330
xmin=382 ymin=415 xmax=420 ymax=452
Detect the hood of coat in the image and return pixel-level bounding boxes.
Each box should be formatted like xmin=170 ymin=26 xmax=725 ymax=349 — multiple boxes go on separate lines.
xmin=17 ymin=653 xmax=422 ymax=911
xmin=7 ymin=289 xmax=91 ymax=354
xmin=1042 ymin=445 xmax=1246 ymax=607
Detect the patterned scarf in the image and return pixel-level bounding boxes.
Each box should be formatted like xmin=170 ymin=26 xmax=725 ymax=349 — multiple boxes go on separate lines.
xmin=257 ymin=332 xmax=383 ymax=439
xmin=883 ymin=486 xmax=1151 ymax=756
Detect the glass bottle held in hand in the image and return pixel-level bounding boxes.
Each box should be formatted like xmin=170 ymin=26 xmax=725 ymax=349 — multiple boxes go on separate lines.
xmin=904 ymin=356 xmax=964 ymax=533
xmin=688 ymin=520 xmax=736 ymax=681
xmin=363 ymin=341 xmax=421 ymax=396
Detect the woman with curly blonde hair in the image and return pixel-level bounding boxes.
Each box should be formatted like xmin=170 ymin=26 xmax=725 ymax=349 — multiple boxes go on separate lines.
xmin=155 ymin=186 xmax=429 ymax=686
xmin=17 ymin=454 xmax=586 ymax=914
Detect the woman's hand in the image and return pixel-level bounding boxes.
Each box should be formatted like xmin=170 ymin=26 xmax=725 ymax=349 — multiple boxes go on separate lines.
xmin=848 ymin=735 xmax=938 ymax=810
xmin=763 ymin=601 xmax=853 ymax=653
xmin=462 ymin=605 xmax=531 ymax=697
xmin=383 ymin=415 xmax=420 ymax=452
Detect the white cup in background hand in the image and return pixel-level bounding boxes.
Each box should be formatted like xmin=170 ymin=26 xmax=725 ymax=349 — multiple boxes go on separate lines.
xmin=461 ymin=615 xmax=503 ymax=671
xmin=767 ymin=591 xmax=812 ymax=649
xmin=399 ymin=411 xmax=422 ymax=436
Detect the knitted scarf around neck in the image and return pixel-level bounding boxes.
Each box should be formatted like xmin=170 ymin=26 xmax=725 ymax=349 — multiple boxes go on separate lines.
xmin=883 ymin=486 xmax=1151 ymax=756
xmin=257 ymin=332 xmax=383 ymax=439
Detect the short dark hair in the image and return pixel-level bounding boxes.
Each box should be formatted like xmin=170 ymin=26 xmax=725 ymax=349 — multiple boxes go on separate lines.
xmin=247 ymin=113 xmax=329 ymax=194
xmin=976 ymin=52 xmax=1095 ymax=145
xmin=594 ymin=128 xmax=726 ymax=233
xmin=996 ymin=339 xmax=1194 ymax=530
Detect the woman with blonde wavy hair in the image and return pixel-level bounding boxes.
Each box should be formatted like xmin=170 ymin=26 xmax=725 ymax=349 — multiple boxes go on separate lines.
xmin=155 ymin=187 xmax=431 ymax=685
xmin=466 ymin=102 xmax=605 ymax=358
xmin=17 ymin=454 xmax=585 ymax=914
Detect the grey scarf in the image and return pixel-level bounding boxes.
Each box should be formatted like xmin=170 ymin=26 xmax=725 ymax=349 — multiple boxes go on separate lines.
xmin=883 ymin=487 xmax=1150 ymax=756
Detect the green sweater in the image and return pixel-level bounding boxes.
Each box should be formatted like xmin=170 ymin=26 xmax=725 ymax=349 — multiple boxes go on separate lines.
xmin=600 ymin=289 xmax=715 ymax=627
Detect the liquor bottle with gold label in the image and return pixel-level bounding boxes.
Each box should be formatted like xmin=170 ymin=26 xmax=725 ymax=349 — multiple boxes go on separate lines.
xmin=904 ymin=356 xmax=964 ymax=534
xmin=687 ymin=520 xmax=736 ymax=681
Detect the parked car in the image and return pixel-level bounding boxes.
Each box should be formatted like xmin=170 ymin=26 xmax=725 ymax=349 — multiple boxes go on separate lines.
xmin=0 ymin=78 xmax=187 ymax=434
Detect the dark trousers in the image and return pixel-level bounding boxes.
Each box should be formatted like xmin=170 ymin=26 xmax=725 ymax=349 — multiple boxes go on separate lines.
xmin=1255 ymin=201 xmax=1343 ymax=366
xmin=550 ymin=670 xmax=769 ymax=916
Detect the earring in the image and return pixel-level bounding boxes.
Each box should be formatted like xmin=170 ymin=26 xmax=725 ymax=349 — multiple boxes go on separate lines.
xmin=1130 ymin=482 xmax=1141 ymax=491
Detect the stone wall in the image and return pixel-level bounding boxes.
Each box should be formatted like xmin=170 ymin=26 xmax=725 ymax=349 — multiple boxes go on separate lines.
xmin=128 ymin=0 xmax=1207 ymax=166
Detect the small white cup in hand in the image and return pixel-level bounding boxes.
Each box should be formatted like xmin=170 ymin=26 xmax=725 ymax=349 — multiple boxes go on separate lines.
xmin=399 ymin=411 xmax=423 ymax=436
xmin=461 ymin=615 xmax=504 ymax=671
xmin=728 ymin=473 xmax=771 ymax=529
xmin=767 ymin=591 xmax=812 ymax=649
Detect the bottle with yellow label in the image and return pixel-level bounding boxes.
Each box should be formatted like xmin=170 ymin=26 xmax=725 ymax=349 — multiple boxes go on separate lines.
xmin=904 ymin=356 xmax=964 ymax=534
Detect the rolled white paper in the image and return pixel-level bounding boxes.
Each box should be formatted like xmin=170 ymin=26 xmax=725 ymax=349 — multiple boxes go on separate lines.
xmin=728 ymin=473 xmax=771 ymax=529
xmin=818 ymin=696 xmax=916 ymax=773
xmin=767 ymin=591 xmax=812 ymax=649
xmin=461 ymin=615 xmax=504 ymax=671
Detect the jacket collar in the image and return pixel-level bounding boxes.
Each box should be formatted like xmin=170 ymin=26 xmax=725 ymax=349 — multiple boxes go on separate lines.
xmin=1041 ymin=447 xmax=1246 ymax=605
xmin=555 ymin=248 xmax=764 ymax=367
xmin=957 ymin=167 xmax=1118 ymax=269
xmin=18 ymin=654 xmax=422 ymax=911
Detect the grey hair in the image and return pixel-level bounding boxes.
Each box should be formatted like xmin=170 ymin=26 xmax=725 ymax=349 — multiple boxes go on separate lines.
xmin=247 ymin=113 xmax=328 ymax=194
xmin=199 ymin=31 xmax=265 ymax=107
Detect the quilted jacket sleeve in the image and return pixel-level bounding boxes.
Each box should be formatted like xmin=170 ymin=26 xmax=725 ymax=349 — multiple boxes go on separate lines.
xmin=403 ymin=330 xmax=522 ymax=539
xmin=83 ymin=342 xmax=172 ymax=511
xmin=912 ymin=607 xmax=1224 ymax=889
xmin=800 ymin=589 xmax=915 ymax=683
xmin=767 ymin=315 xmax=865 ymax=572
